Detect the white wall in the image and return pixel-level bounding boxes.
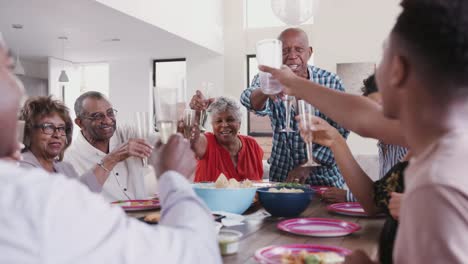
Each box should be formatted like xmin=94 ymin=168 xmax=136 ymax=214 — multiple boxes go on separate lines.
xmin=94 ymin=0 xmax=224 ymax=54
xmin=223 ymin=0 xmax=401 ymax=155
xmin=21 ymin=59 xmax=48 ymax=79
xmin=108 ymin=58 xmax=153 ymax=126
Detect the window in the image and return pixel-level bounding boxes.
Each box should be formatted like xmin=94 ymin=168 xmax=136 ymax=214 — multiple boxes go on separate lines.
xmin=246 ymin=55 xmax=274 ymax=136
xmin=152 ymin=59 xmax=187 ymax=123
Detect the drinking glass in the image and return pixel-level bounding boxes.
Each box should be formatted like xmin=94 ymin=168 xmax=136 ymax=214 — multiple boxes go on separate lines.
xmin=182 ymin=109 xmax=196 ymax=139
xmin=297 ymin=100 xmax=320 ymax=167
xmin=256 ymin=39 xmax=283 ymax=94
xmin=154 ymin=87 xmax=178 ymax=144
xmin=279 ymin=95 xmax=295 ymax=133
xmin=199 ymin=82 xmax=213 ymax=131
xmin=135 ymin=112 xmax=151 ymax=166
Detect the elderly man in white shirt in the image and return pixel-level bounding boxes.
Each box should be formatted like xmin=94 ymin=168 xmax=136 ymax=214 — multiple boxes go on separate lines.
xmin=64 ymin=91 xmax=157 ymax=201
xmin=0 ymin=43 xmax=221 ymax=263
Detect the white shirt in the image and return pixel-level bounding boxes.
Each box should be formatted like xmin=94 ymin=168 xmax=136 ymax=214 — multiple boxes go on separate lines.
xmin=0 ymin=161 xmax=221 ymax=264
xmin=64 ymin=126 xmax=157 ymax=201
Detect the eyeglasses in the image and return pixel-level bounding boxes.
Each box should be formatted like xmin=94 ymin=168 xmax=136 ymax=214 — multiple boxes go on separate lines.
xmin=82 ymin=108 xmax=118 ymax=122
xmin=33 ymin=123 xmax=67 ymax=136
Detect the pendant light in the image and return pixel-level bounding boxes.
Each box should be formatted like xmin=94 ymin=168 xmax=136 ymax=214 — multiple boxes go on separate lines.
xmin=12 ymin=24 xmax=25 ymax=75
xmin=58 ymin=36 xmax=69 ymax=82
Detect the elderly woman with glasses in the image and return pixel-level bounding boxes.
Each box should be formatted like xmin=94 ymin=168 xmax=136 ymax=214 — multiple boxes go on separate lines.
xmin=189 ymin=95 xmax=264 ymax=182
xmin=19 ymin=96 xmax=102 ymax=192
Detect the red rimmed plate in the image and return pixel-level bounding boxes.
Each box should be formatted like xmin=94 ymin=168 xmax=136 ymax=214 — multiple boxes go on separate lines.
xmin=327 ymin=202 xmax=384 ymax=217
xmin=309 ymin=185 xmax=330 ymax=195
xmin=254 ymin=244 xmax=351 ymax=264
xmin=111 ymin=199 xmax=160 ymax=212
xmin=277 ymin=218 xmax=361 ymax=237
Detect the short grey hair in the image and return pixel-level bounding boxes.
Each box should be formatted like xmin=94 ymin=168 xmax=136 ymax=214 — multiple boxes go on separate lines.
xmin=74 ymin=91 xmax=107 ymax=117
xmin=207 ymin=96 xmax=242 ymax=122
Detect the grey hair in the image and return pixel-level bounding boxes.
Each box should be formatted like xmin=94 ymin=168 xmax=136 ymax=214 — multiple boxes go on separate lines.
xmin=74 ymin=91 xmax=107 ymax=117
xmin=207 ymin=96 xmax=242 ymax=122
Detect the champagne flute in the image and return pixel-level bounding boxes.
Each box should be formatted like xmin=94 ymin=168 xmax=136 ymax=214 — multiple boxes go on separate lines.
xmin=279 ymin=94 xmax=295 ymax=133
xmin=182 ymin=109 xmax=196 ymax=139
xmin=298 ymin=100 xmax=320 ymax=167
xmin=135 ymin=112 xmax=150 ymax=167
xmin=154 ymin=87 xmax=178 ymax=144
xmin=199 ymin=82 xmax=213 ymax=132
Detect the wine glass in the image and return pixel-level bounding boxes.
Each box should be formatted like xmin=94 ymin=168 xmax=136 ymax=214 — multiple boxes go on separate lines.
xmin=199 ymin=82 xmax=213 ymax=132
xmin=297 ymin=100 xmax=320 ymax=167
xmin=154 ymin=87 xmax=178 ymax=144
xmin=279 ymin=94 xmax=295 ymax=133
xmin=135 ymin=112 xmax=151 ymax=167
xmin=182 ymin=109 xmax=196 ymax=139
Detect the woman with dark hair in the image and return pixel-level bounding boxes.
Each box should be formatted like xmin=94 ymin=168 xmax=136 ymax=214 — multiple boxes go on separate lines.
xmin=19 ymin=96 xmax=102 ymax=192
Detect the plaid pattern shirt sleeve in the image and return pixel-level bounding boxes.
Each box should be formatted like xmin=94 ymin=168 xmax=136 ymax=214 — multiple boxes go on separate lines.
xmin=240 ymin=73 xmax=272 ymax=117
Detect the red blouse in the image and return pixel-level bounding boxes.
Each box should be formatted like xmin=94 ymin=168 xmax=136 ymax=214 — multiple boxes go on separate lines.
xmin=194 ymin=133 xmax=264 ymax=182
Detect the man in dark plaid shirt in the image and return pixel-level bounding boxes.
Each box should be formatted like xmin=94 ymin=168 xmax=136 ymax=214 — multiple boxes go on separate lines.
xmin=240 ymin=28 xmax=349 ymax=187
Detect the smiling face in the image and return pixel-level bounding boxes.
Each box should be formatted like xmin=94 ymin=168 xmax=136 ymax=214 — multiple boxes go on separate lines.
xmin=211 ymin=110 xmax=241 ymax=145
xmin=76 ymin=97 xmax=116 ymax=142
xmin=279 ymin=29 xmax=312 ymax=79
xmin=30 ymin=113 xmax=67 ymax=160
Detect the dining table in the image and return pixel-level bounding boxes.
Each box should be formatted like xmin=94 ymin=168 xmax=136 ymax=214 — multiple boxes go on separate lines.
xmin=127 ymin=197 xmax=385 ymax=264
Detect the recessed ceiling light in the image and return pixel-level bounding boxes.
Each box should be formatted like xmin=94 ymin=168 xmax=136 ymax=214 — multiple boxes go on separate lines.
xmin=102 ymin=38 xmax=120 ymax=42
xmin=12 ymin=24 xmax=23 ymax=29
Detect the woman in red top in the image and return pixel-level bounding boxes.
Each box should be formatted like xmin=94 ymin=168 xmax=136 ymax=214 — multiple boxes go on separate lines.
xmin=188 ymin=95 xmax=263 ymax=182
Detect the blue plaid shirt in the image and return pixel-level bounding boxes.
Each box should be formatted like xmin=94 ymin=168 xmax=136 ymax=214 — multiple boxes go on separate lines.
xmin=240 ymin=65 xmax=349 ymax=187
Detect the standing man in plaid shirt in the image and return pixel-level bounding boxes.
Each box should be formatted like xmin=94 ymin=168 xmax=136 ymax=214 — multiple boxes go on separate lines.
xmin=240 ymin=28 xmax=349 ymax=187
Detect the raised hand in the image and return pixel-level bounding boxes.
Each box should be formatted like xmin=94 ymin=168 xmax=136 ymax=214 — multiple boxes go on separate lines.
xmin=150 ymin=134 xmax=196 ymax=180
xmin=189 ymin=90 xmax=214 ymax=112
xmin=258 ymin=65 xmax=299 ymax=95
xmin=109 ymin=138 xmax=153 ymax=162
xmin=295 ymin=115 xmax=343 ymax=148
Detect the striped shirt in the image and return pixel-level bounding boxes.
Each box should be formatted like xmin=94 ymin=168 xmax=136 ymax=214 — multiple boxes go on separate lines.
xmin=346 ymin=142 xmax=408 ymax=202
xmin=240 ymin=65 xmax=349 ymax=187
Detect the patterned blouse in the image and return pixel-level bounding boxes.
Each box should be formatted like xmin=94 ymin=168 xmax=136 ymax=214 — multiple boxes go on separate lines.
xmin=373 ymin=161 xmax=409 ymax=264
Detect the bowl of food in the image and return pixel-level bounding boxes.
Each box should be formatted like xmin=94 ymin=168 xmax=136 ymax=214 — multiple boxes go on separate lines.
xmin=256 ymin=184 xmax=315 ymax=217
xmin=193 ymin=174 xmax=257 ymax=215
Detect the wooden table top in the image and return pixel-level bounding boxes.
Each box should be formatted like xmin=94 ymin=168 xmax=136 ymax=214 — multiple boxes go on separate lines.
xmin=222 ymin=199 xmax=385 ymax=264
xmin=127 ymin=199 xmax=385 ymax=264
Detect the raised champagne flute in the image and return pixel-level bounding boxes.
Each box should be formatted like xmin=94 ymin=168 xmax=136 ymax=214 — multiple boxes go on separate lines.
xmin=199 ymin=82 xmax=213 ymax=132
xmin=279 ymin=94 xmax=295 ymax=133
xmin=154 ymin=87 xmax=178 ymax=144
xmin=135 ymin=112 xmax=151 ymax=167
xmin=298 ymin=100 xmax=320 ymax=167
xmin=183 ymin=109 xmax=196 ymax=139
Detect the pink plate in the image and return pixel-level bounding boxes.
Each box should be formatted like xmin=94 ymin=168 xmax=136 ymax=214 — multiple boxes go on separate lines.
xmin=254 ymin=244 xmax=351 ymax=264
xmin=309 ymin=186 xmax=330 ymax=195
xmin=277 ymin=218 xmax=361 ymax=237
xmin=111 ymin=199 xmax=160 ymax=212
xmin=327 ymin=202 xmax=384 ymax=217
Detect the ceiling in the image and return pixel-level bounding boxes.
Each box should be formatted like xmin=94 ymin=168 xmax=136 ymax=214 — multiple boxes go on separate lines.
xmin=0 ymin=0 xmax=214 ymax=63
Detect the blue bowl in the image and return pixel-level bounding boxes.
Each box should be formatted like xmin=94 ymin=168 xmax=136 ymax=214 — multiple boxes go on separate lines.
xmin=193 ymin=183 xmax=257 ymax=214
xmin=257 ymin=187 xmax=315 ymax=217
